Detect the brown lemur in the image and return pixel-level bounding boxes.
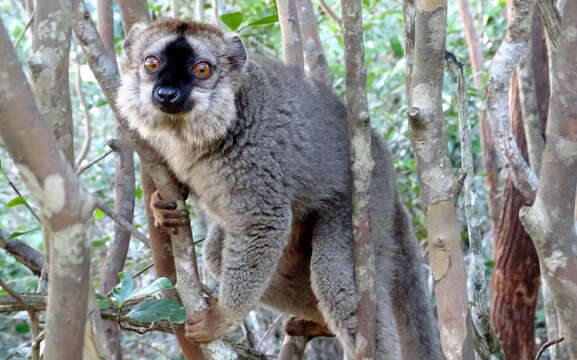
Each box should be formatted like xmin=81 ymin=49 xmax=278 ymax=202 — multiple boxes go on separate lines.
xmin=118 ymin=19 xmax=442 ymax=359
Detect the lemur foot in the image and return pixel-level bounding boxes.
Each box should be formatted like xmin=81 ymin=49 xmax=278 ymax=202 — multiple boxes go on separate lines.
xmin=185 ymin=297 xmax=243 ymax=344
xmin=284 ymin=317 xmax=334 ymax=338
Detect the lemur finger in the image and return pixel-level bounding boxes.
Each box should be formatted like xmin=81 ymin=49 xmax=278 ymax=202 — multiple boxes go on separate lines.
xmin=150 ymin=190 xmax=178 ymax=210
xmin=153 ymin=199 xmax=178 ymax=210
xmin=157 ymin=209 xmax=189 ymax=219
xmin=186 ymin=312 xmax=205 ymax=325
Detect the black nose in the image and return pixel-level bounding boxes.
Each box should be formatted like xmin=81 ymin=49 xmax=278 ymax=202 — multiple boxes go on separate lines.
xmin=154 ymin=87 xmax=180 ymax=105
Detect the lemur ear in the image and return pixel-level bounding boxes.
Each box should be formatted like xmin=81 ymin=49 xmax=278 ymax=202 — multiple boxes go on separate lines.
xmin=123 ymin=23 xmax=148 ymax=53
xmin=224 ymin=33 xmax=247 ymax=71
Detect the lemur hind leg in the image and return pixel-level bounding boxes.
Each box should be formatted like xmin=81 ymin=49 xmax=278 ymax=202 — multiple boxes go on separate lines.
xmin=309 ymin=206 xmax=400 ymax=359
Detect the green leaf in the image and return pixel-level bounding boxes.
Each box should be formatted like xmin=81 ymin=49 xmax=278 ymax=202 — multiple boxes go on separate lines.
xmin=112 ymin=272 xmax=134 ymax=303
xmin=389 ymin=36 xmax=403 ymax=58
xmin=126 ymin=298 xmax=187 ymax=324
xmin=92 ymin=236 xmax=111 ymax=248
xmin=135 ymin=187 xmax=143 ymax=200
xmin=94 ymin=208 xmax=105 ymax=220
xmin=8 ymin=228 xmax=40 ymax=239
xmin=220 ymin=12 xmax=243 ymax=31
xmin=6 ymin=196 xmax=25 ymax=208
xmin=15 ymin=322 xmax=30 ymax=334
xmin=94 ymin=98 xmax=108 ymax=107
xmin=126 ymin=277 xmax=174 ymax=301
xmin=245 ymin=15 xmax=278 ymax=28
xmin=96 ymin=294 xmax=110 ymax=309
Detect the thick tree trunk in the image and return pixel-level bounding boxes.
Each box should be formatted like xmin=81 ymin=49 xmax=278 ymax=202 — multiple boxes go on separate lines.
xmin=520 ymin=1 xmax=577 ymax=357
xmin=491 ymin=72 xmax=541 ymax=360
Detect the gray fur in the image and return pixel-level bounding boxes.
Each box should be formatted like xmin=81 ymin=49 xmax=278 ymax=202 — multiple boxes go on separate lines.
xmin=118 ymin=19 xmax=442 ymax=359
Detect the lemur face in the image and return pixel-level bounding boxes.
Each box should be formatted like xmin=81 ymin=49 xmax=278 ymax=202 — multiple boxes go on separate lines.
xmin=118 ymin=19 xmax=246 ymax=146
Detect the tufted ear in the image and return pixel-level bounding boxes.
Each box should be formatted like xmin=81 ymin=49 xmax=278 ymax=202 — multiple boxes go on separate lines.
xmin=224 ymin=33 xmax=247 ymax=72
xmin=122 ymin=23 xmax=148 ymax=53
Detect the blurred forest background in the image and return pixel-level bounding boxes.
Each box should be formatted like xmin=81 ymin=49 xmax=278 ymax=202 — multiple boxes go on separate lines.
xmin=0 ymin=0 xmax=575 ymax=359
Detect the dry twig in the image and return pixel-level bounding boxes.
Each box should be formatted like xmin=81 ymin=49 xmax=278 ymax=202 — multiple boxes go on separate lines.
xmin=535 ymin=338 xmax=564 ymax=360
xmin=76 ymin=148 xmax=113 ymax=175
xmin=94 ymin=197 xmax=150 ymax=247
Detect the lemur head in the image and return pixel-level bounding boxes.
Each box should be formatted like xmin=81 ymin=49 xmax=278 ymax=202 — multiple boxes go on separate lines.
xmin=118 ymin=19 xmax=247 ymax=145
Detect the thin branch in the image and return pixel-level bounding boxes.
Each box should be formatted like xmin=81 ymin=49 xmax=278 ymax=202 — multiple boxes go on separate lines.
xmin=276 ymin=0 xmax=304 ymax=68
xmin=77 ymin=148 xmax=113 ymax=175
xmin=297 ymin=0 xmax=332 ymax=86
xmin=212 ymin=0 xmax=220 ymax=26
xmin=257 ymin=314 xmax=285 ymax=351
xmin=170 ymin=0 xmax=179 ymax=18
xmin=103 ymin=263 xmax=154 ymax=297
xmin=133 ymin=263 xmax=154 ymax=279
xmin=318 ymin=0 xmax=341 ymax=28
xmin=241 ymin=320 xmax=256 ymax=350
xmin=14 ymin=8 xmax=35 ymax=47
xmin=341 ymin=0 xmax=376 ymax=357
xmin=94 ymin=197 xmax=150 ymax=248
xmin=96 ymin=0 xmax=115 ymax=51
xmin=1 ymin=168 xmax=41 ymax=222
xmin=0 ymin=279 xmax=41 ymax=360
xmin=0 ymin=229 xmax=44 ymax=276
xmin=456 ymin=0 xmax=483 ymax=84
xmin=446 ymin=52 xmax=504 ymax=358
xmin=196 ymin=0 xmax=206 ymax=22
xmin=486 ymin=0 xmax=539 ymax=202
xmin=74 ymin=56 xmax=93 ymax=169
xmin=535 ymin=338 xmax=564 ymax=360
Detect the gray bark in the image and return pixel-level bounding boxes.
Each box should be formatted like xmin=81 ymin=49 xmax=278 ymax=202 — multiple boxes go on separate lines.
xmin=0 ymin=19 xmax=93 ymax=360
xmin=297 ymin=0 xmax=331 ymax=86
xmin=403 ymin=1 xmax=475 ymax=359
xmin=486 ymin=0 xmax=539 ymax=202
xmin=276 ymin=0 xmax=304 ymax=68
xmin=341 ymin=0 xmax=376 ymax=358
xmin=519 ymin=1 xmax=577 ymax=358
xmin=29 ymin=0 xmax=74 ymax=164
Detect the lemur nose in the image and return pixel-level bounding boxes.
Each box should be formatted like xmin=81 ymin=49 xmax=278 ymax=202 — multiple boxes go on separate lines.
xmin=154 ymin=87 xmax=181 ymax=104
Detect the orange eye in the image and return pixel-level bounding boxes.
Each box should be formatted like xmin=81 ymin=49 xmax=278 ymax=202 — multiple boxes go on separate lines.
xmin=192 ymin=62 xmax=212 ymax=79
xmin=143 ymin=56 xmax=161 ymax=73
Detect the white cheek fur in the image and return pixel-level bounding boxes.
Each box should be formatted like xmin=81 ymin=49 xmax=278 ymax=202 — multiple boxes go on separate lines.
xmin=118 ymin=69 xmax=237 ymax=149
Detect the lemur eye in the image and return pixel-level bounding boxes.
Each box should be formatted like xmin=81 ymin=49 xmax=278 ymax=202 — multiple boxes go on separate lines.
xmin=143 ymin=56 xmax=161 ymax=73
xmin=192 ymin=62 xmax=212 ymax=79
